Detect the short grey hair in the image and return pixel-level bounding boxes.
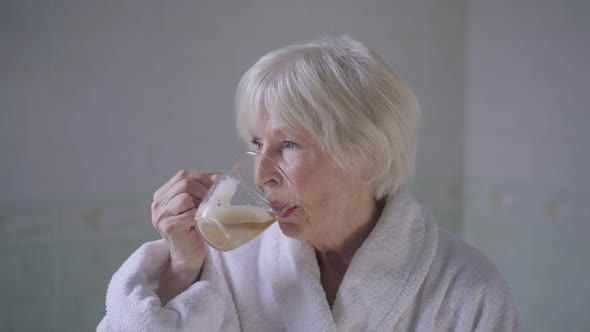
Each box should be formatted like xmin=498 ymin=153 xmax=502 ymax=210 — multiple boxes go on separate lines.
xmin=235 ymin=36 xmax=421 ymax=199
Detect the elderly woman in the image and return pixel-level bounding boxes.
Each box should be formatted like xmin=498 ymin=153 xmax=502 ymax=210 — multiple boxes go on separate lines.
xmin=98 ymin=36 xmax=518 ymax=331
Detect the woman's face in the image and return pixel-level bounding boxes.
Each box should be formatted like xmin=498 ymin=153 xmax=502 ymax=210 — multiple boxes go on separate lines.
xmin=249 ymin=115 xmax=374 ymax=250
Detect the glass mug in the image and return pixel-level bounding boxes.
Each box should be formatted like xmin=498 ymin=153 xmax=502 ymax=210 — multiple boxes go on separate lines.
xmin=195 ymin=151 xmax=295 ymax=251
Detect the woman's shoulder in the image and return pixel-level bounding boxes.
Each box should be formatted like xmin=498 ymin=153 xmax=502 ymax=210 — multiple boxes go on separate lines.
xmin=421 ymin=228 xmax=519 ymax=329
xmin=431 ymin=228 xmax=511 ymax=296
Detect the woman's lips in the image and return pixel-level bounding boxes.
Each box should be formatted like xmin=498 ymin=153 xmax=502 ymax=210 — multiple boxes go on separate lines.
xmin=269 ymin=200 xmax=297 ymax=218
xmin=281 ymin=206 xmax=297 ymax=218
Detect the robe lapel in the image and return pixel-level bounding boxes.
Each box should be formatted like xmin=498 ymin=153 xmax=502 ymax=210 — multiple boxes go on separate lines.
xmin=331 ymin=190 xmax=439 ymax=331
xmin=270 ymin=228 xmax=336 ymax=331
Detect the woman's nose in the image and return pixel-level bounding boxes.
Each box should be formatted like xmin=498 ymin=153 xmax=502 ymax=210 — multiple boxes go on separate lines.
xmin=254 ymin=155 xmax=282 ymax=192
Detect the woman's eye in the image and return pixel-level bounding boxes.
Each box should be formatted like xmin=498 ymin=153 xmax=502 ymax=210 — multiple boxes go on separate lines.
xmin=283 ymin=141 xmax=299 ymax=150
xmin=250 ymin=139 xmax=262 ymax=149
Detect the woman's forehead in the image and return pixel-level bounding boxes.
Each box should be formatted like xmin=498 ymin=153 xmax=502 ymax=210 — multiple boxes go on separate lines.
xmin=249 ymin=117 xmax=302 ymax=139
xmin=239 ymin=98 xmax=313 ymax=143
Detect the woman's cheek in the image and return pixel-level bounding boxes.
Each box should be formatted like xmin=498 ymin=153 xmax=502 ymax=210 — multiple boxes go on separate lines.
xmin=289 ymin=174 xmax=315 ymax=206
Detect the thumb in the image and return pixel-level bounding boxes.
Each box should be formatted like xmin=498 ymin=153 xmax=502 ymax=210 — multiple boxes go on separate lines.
xmin=209 ymin=172 xmax=222 ymax=182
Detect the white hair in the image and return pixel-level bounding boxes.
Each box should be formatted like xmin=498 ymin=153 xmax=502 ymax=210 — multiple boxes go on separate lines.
xmin=235 ymin=36 xmax=421 ymax=199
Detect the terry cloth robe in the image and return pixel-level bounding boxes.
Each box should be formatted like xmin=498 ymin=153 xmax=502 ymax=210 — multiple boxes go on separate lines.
xmin=97 ymin=189 xmax=519 ymax=331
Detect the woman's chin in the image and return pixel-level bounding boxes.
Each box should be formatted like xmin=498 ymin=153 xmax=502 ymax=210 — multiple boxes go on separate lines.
xmin=278 ymin=220 xmax=303 ymax=239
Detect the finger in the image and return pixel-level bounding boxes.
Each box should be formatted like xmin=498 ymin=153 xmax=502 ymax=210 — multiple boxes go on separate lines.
xmin=151 ymin=193 xmax=195 ymax=229
xmin=210 ymin=172 xmax=222 ymax=182
xmin=165 ymin=193 xmax=196 ymax=217
xmin=157 ymin=208 xmax=198 ymax=237
xmin=190 ymin=171 xmax=218 ymax=188
xmin=154 ymin=170 xmax=217 ymax=202
xmin=160 ymin=178 xmax=209 ymax=207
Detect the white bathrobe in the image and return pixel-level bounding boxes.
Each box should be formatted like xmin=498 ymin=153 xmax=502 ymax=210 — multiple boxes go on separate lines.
xmin=97 ymin=190 xmax=519 ymax=331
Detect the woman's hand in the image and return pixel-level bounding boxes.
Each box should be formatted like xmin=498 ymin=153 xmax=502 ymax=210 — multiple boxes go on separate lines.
xmin=151 ymin=170 xmax=218 ymax=303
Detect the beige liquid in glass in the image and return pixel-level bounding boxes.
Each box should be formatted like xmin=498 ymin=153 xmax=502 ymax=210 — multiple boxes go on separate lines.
xmin=195 ymin=177 xmax=277 ymax=251
xmin=196 ymin=205 xmax=275 ymax=251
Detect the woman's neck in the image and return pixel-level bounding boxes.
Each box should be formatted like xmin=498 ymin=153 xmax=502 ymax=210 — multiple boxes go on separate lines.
xmin=315 ymin=197 xmax=386 ymax=306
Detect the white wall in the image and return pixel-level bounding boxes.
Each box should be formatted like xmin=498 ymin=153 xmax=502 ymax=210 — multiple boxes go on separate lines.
xmin=0 ymin=1 xmax=467 ymax=330
xmin=464 ymin=0 xmax=590 ymax=330
xmin=0 ymin=0 xmax=466 ymax=202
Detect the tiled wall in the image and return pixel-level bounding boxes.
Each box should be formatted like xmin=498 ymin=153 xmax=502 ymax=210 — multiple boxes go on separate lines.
xmin=412 ymin=178 xmax=464 ymax=235
xmin=465 ymin=1 xmax=590 ymax=330
xmin=462 ymin=178 xmax=590 ymax=331
xmin=0 ymin=199 xmax=157 ymax=331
